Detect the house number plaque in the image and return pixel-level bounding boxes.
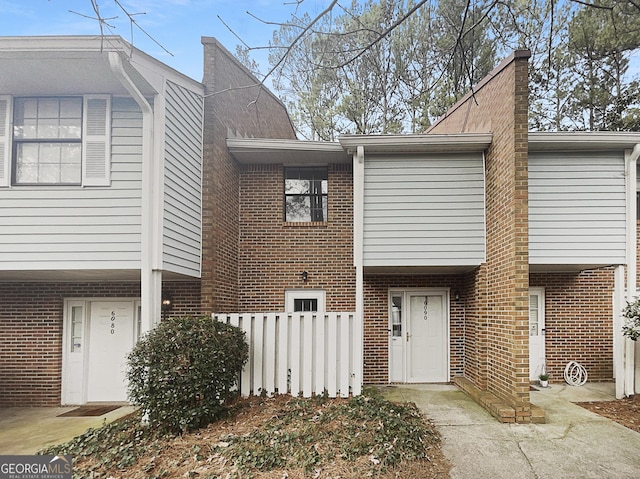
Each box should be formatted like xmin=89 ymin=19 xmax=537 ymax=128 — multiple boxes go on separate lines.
xmin=110 ymin=311 xmax=116 ymax=334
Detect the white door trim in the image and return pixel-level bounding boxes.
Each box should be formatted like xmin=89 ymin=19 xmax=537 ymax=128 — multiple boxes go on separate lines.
xmin=529 ymin=287 xmax=546 ymax=380
xmin=388 ymin=288 xmax=450 ymax=383
xmin=62 ymin=297 xmax=140 ymax=405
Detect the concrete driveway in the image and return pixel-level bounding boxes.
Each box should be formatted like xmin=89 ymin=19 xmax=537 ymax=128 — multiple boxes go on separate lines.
xmin=0 ymin=405 xmax=136 ymax=455
xmin=380 ymin=382 xmax=640 ymax=479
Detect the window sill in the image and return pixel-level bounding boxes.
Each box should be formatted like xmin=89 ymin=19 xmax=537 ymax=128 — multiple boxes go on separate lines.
xmin=284 ymin=221 xmax=328 ymax=228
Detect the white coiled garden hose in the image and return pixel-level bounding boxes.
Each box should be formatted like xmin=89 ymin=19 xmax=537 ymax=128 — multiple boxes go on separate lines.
xmin=564 ymin=361 xmax=588 ymax=386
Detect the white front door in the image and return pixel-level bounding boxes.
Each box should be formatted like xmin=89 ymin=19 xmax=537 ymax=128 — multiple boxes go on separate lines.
xmin=389 ymin=289 xmax=449 ymax=383
xmin=529 ymin=288 xmax=546 ymax=380
xmin=86 ymin=301 xmax=135 ymax=402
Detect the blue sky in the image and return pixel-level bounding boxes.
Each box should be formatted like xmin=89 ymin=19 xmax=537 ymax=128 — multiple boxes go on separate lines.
xmin=0 ymin=0 xmax=327 ymax=81
xmin=1 ymin=1 xmax=638 ymax=83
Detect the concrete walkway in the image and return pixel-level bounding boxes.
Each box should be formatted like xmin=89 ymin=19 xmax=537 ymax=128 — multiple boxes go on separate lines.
xmin=380 ymin=382 xmax=640 ymax=479
xmin=0 ymin=405 xmax=136 ymax=455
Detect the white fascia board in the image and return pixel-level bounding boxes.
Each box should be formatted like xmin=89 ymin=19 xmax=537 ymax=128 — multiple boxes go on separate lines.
xmin=338 ymin=133 xmax=493 ymax=154
xmin=227 ymin=138 xmax=350 ymax=164
xmin=0 ymin=35 xmax=127 ymax=52
xmin=529 ymin=132 xmax=640 ymax=152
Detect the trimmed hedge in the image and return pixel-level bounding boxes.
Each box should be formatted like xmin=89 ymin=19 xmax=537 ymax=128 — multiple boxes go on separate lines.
xmin=126 ymin=315 xmax=248 ymax=433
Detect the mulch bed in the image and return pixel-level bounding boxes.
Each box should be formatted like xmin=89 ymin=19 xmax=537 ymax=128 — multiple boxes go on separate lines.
xmin=576 ymin=394 xmax=640 ymax=433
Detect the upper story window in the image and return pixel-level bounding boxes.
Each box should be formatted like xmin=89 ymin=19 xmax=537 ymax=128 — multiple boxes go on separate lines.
xmin=284 ymin=167 xmax=328 ymax=222
xmin=13 ymin=97 xmax=83 ymax=185
xmin=0 ymin=95 xmax=111 ymax=188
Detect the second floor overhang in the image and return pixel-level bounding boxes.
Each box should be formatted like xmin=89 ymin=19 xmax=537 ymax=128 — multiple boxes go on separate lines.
xmin=0 ymin=35 xmax=202 ymax=97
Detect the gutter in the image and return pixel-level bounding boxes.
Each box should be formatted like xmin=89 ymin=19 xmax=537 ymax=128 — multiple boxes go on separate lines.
xmin=108 ymin=51 xmax=158 ymax=335
xmin=353 ymin=146 xmax=365 ymax=396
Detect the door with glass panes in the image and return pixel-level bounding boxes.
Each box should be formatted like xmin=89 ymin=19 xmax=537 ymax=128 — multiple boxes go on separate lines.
xmin=529 ymin=288 xmax=546 ymax=380
xmin=389 ymin=289 xmax=449 ymax=383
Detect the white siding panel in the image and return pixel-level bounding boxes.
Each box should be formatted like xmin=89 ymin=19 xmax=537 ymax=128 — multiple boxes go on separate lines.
xmin=528 ymin=151 xmax=626 ymax=265
xmin=163 ymin=81 xmax=203 ymax=277
xmin=0 ymin=96 xmax=143 ymax=270
xmin=363 ymin=153 xmax=485 ymax=267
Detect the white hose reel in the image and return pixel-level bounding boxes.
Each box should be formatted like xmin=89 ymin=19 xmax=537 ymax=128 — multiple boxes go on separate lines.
xmin=564 ymin=361 xmax=588 ymax=386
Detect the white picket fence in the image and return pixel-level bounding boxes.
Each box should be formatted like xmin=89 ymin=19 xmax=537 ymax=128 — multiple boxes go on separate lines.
xmin=214 ymin=312 xmax=361 ymax=398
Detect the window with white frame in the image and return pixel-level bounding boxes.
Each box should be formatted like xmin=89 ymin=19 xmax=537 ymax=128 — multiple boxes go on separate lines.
xmin=0 ymin=95 xmax=111 ymax=187
xmin=285 ymin=289 xmax=326 ymax=312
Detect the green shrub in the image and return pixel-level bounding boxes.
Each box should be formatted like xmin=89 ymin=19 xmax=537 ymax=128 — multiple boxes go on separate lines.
xmin=126 ymin=315 xmax=249 ymax=433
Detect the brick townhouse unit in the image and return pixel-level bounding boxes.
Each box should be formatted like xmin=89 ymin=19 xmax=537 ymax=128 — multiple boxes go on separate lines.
xmin=1 ymin=36 xmax=639 ymax=424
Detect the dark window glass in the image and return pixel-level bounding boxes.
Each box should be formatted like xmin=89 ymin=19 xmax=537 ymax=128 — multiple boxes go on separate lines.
xmin=294 ymin=298 xmax=318 ymax=312
xmin=285 ymin=167 xmax=328 ymax=222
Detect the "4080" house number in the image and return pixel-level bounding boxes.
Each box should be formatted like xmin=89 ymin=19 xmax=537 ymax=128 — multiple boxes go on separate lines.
xmin=110 ymin=311 xmax=116 ymax=334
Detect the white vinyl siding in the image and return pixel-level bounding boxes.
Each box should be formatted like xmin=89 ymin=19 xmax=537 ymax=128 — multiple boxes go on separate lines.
xmin=528 ymin=151 xmax=626 ymax=265
xmin=162 ymin=81 xmax=203 ymax=277
xmin=0 ymin=95 xmax=11 ymax=187
xmin=363 ymin=153 xmax=485 ymax=267
xmin=0 ymin=96 xmax=142 ymax=270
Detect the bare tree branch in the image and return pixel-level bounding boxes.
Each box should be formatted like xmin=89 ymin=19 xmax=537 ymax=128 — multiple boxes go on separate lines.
xmin=217 ymin=14 xmax=252 ymax=50
xmin=214 ymin=0 xmax=340 ymax=97
xmin=331 ymin=0 xmax=431 ymax=69
xmin=569 ymin=0 xmax=614 ymax=9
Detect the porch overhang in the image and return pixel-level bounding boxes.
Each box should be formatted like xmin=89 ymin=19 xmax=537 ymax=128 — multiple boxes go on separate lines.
xmin=339 ymin=133 xmax=493 ymax=154
xmin=529 ymin=263 xmax=623 ymax=274
xmin=364 ymin=265 xmax=480 ymax=275
xmin=529 ymin=132 xmax=640 ymax=152
xmin=227 ymin=138 xmax=351 ymax=165
xmin=0 ymin=269 xmax=196 ymax=282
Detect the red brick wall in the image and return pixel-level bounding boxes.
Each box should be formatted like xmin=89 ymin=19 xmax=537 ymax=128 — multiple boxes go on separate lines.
xmin=428 ymin=51 xmax=531 ymax=420
xmin=462 ymin=267 xmax=489 ymax=389
xmin=362 ymin=274 xmax=467 ymax=384
xmin=201 ymin=37 xmax=296 ymax=313
xmin=0 ymin=280 xmax=200 ymax=406
xmin=530 ymin=269 xmax=615 ymax=383
xmin=237 ymin=163 xmax=355 ymax=311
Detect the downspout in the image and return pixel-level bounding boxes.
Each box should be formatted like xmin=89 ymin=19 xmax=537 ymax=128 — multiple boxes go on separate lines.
xmin=353 ymin=145 xmax=365 ymax=396
xmin=624 ymin=144 xmax=640 ymax=396
xmin=108 ymin=51 xmax=158 ymax=336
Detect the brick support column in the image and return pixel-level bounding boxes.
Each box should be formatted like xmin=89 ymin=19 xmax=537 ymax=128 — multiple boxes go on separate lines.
xmin=429 ymin=50 xmax=532 ymax=422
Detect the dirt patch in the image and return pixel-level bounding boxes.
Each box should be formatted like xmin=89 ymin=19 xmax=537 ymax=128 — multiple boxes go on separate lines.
xmin=577 ymin=394 xmax=640 ymax=433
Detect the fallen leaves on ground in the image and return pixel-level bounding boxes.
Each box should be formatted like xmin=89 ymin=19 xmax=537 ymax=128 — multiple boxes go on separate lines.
xmin=42 ymin=394 xmax=452 ymax=479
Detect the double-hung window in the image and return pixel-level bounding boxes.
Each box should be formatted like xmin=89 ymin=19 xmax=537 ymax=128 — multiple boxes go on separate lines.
xmin=13 ymin=97 xmax=83 ymax=185
xmin=0 ymin=95 xmax=111 ymax=187
xmin=284 ymin=167 xmax=328 ymax=222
